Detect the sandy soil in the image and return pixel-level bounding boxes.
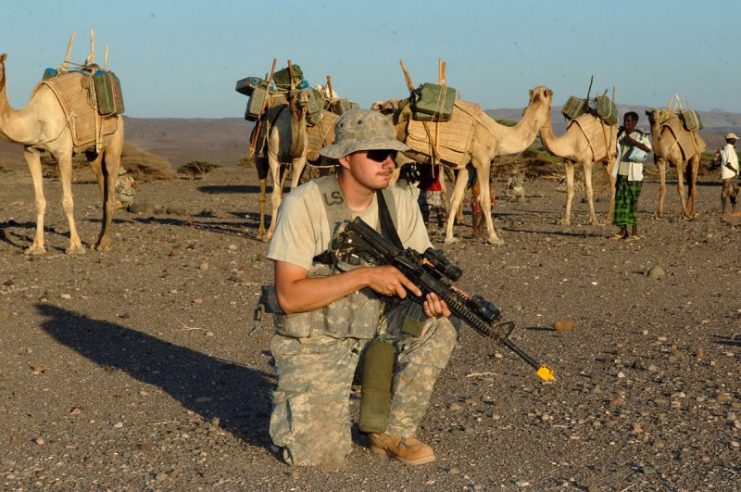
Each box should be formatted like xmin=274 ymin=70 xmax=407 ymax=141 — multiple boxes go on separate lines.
xmin=0 ymin=167 xmax=739 ymax=491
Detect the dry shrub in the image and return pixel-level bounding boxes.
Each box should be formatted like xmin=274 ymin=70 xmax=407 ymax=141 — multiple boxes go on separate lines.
xmin=121 ymin=142 xmax=177 ymax=182
xmin=177 ymin=161 xmax=221 ymax=178
xmin=40 ymin=143 xmax=176 ymax=182
xmin=238 ymin=155 xmax=255 ymax=169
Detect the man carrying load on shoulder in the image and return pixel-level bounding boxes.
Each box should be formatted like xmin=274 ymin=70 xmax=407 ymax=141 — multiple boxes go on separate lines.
xmin=719 ymin=132 xmax=739 ymax=215
xmin=610 ymin=111 xmax=652 ymax=241
xmin=266 ymin=109 xmax=458 ymax=467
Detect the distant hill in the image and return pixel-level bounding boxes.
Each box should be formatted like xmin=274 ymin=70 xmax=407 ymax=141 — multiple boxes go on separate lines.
xmin=2 ymin=108 xmax=739 ymax=171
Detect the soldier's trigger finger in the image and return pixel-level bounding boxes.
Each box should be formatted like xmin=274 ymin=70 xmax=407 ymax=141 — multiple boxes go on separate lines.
xmin=400 ymin=276 xmax=422 ymax=297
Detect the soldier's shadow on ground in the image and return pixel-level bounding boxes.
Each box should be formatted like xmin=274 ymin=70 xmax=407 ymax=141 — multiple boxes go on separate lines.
xmin=37 ymin=304 xmax=275 ymax=451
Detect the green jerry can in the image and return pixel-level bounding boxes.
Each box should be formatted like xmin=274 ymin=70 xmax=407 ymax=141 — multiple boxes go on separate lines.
xmin=330 ymin=99 xmax=359 ymax=116
xmin=273 ymin=65 xmax=304 ymax=90
xmin=301 ymin=87 xmax=324 ymax=126
xmin=680 ymin=109 xmax=703 ymax=131
xmin=245 ymin=87 xmax=267 ymax=121
xmin=561 ymin=96 xmax=587 ymax=120
xmin=93 ymin=70 xmax=125 ymax=115
xmin=595 ymin=94 xmax=617 ymax=126
xmin=412 ymin=83 xmax=457 ymax=122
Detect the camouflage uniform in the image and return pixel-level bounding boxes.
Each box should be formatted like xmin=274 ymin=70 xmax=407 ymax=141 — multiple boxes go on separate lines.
xmin=267 ymin=110 xmax=457 ymax=466
xmin=115 ymin=167 xmax=136 ymax=210
xmin=270 ymin=315 xmax=456 ymax=466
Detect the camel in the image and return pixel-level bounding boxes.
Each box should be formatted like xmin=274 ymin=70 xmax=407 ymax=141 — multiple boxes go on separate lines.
xmin=399 ymin=86 xmax=553 ymax=244
xmin=252 ymin=89 xmax=338 ymax=240
xmin=0 ymin=53 xmax=124 ymax=254
xmin=539 ymin=110 xmax=618 ymax=225
xmin=645 ymin=108 xmax=706 ymax=219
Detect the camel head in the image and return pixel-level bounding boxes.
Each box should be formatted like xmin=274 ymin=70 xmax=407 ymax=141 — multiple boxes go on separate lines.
xmin=645 ymin=108 xmax=670 ymax=126
xmin=289 ymin=88 xmax=310 ymax=116
xmin=526 ymin=86 xmax=553 ymax=127
xmin=528 ymin=86 xmax=553 ymax=106
xmin=371 ymin=99 xmax=400 ymax=115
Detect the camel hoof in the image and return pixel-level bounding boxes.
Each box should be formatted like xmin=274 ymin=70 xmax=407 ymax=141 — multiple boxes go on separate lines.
xmin=443 ymin=236 xmax=460 ymax=244
xmin=67 ymin=244 xmax=87 ymax=255
xmin=558 ymin=218 xmax=571 ymax=226
xmin=652 ymin=213 xmax=663 ymax=220
xmin=487 ymin=236 xmax=504 ymax=246
xmin=93 ymin=242 xmax=110 ymax=252
xmin=24 ymin=245 xmax=47 ymax=256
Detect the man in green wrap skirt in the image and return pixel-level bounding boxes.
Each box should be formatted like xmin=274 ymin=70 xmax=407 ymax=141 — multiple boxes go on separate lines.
xmin=266 ymin=109 xmax=457 ymax=467
xmin=611 ymin=111 xmax=652 ymax=240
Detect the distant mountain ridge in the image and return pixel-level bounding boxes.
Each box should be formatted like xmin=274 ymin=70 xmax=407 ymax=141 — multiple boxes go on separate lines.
xmin=1 ymin=107 xmax=739 ymax=170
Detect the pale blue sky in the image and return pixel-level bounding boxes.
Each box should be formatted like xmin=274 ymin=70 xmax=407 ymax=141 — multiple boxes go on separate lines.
xmin=2 ymin=0 xmax=738 ymax=118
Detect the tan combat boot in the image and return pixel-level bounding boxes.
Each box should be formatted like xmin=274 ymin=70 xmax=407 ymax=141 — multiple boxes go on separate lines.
xmin=367 ymin=433 xmax=436 ymax=465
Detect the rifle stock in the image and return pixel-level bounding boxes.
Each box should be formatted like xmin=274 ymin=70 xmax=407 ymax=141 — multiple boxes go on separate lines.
xmin=343 ymin=217 xmax=555 ymax=381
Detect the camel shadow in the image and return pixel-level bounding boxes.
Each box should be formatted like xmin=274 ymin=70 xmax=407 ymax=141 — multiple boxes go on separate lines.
xmin=198 ymin=184 xmax=260 ymax=194
xmin=128 ymin=215 xmax=266 ymax=240
xmin=0 ymin=220 xmax=73 ymax=252
xmin=197 ymin=184 xmax=291 ymax=195
xmin=712 ymin=334 xmax=741 ymax=347
xmin=37 ymin=304 xmax=275 ymax=451
xmin=499 ymin=227 xmax=605 ymax=238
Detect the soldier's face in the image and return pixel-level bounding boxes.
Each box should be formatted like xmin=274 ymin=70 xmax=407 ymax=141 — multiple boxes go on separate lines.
xmin=339 ymin=150 xmax=396 ymax=190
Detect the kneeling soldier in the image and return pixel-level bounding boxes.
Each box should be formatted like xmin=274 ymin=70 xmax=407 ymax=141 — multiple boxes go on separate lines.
xmin=266 ymin=109 xmax=457 ymax=467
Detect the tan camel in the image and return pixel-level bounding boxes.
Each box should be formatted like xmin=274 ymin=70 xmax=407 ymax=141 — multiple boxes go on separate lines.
xmin=400 ymin=86 xmax=552 ymax=244
xmin=645 ymin=108 xmax=706 ymax=219
xmin=252 ymin=90 xmax=338 ymax=240
xmin=539 ymin=110 xmax=618 ymax=225
xmin=0 ymin=53 xmax=124 ymax=254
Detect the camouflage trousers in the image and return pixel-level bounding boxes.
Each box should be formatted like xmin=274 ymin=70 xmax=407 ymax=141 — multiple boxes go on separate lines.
xmin=269 ymin=316 xmax=457 ymax=466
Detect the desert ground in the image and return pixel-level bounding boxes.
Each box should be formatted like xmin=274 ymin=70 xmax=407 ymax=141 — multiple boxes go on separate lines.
xmin=0 ymin=163 xmax=739 ymax=491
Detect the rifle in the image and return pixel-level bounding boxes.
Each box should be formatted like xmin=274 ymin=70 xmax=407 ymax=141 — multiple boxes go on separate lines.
xmin=339 ymin=217 xmax=555 ymax=381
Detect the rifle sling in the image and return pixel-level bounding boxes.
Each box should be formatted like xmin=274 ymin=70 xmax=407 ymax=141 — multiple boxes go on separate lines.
xmin=376 ymin=189 xmax=403 ymax=249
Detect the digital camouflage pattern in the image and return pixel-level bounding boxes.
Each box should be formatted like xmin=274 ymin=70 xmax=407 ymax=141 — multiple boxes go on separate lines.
xmin=269 ymin=315 xmax=457 ymax=466
xmin=319 ymin=109 xmax=409 ymax=159
xmin=115 ymin=168 xmax=136 ymax=210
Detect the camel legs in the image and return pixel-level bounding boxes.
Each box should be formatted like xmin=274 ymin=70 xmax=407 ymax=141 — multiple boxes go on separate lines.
xmin=263 ymin=155 xmax=283 ymax=241
xmin=290 ymin=157 xmax=307 ymax=190
xmin=581 ymin=161 xmax=600 ymax=225
xmin=444 ymin=166 xmax=469 ymax=244
xmin=653 ymin=157 xmax=667 ymax=219
xmin=256 ymin=177 xmax=268 ymax=239
xmin=560 ymin=161 xmax=575 ymax=225
xmin=605 ymin=158 xmax=617 ymax=223
xmin=443 ymin=166 xmax=464 ymax=225
xmin=473 ymin=159 xmax=501 ymax=245
xmin=56 ymin=150 xmax=86 ymax=254
xmin=95 ymin=144 xmax=122 ymax=252
xmin=685 ymin=154 xmax=700 ymax=219
xmin=23 ymin=148 xmax=49 ymax=255
xmin=675 ymin=161 xmax=689 ymax=220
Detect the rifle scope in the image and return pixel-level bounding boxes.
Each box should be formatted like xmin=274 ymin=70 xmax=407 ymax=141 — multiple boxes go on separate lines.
xmin=423 ymin=248 xmax=462 ymax=281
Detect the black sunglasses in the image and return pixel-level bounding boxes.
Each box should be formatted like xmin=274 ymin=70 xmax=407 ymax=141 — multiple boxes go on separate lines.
xmin=365 ymin=149 xmax=397 ymax=163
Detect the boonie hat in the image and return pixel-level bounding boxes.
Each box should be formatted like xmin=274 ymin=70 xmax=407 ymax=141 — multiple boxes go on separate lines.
xmin=320 ymin=109 xmax=409 ymax=159
xmin=725 ymin=132 xmax=739 ymax=140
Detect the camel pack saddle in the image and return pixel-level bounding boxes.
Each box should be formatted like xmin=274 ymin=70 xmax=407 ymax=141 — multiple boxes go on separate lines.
xmin=35 ymin=67 xmax=123 ymax=153
xmin=561 ymin=92 xmax=617 ymax=126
